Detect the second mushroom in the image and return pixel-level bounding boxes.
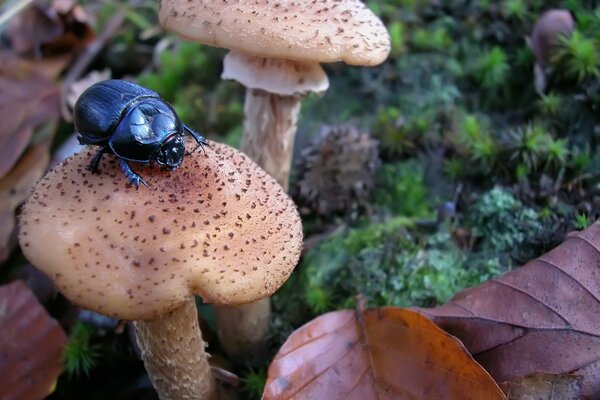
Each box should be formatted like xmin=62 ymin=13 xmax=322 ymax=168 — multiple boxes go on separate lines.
xmin=159 ymin=0 xmax=391 ymax=359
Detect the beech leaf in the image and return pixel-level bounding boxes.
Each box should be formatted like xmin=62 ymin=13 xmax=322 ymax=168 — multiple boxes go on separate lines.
xmin=264 ymin=307 xmax=505 ymax=400
xmin=0 ymin=139 xmax=51 ymax=261
xmin=500 ymin=372 xmax=582 ymax=400
xmin=417 ymin=221 xmax=600 ymax=398
xmin=5 ymin=0 xmax=93 ymax=57
xmin=0 ymin=52 xmax=60 ymax=178
xmin=0 ymin=281 xmax=67 ymax=400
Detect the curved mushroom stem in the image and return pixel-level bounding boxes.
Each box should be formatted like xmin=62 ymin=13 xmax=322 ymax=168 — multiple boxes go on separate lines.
xmin=134 ymin=297 xmax=216 ymax=400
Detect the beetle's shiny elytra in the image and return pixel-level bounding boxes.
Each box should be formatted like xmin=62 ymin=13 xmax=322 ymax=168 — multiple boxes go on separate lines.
xmin=73 ymin=79 xmax=207 ymax=188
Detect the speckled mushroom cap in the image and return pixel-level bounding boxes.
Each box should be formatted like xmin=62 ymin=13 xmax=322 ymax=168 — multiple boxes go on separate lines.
xmin=158 ymin=0 xmax=391 ymax=66
xmin=19 ymin=141 xmax=303 ymax=320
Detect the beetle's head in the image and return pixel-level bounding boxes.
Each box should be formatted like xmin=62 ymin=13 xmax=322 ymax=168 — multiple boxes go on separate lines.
xmin=155 ymin=134 xmax=185 ymax=169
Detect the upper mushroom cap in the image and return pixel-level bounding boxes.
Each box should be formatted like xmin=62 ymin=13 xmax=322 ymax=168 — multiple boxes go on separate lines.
xmin=158 ymin=0 xmax=391 ymax=67
xmin=19 ymin=141 xmax=303 ymax=320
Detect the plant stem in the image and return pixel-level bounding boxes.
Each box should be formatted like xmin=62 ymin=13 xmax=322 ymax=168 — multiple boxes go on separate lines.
xmin=134 ymin=297 xmax=216 ymax=400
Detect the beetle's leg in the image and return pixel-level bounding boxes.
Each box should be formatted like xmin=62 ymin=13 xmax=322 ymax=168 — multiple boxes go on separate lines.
xmin=184 ymin=125 xmax=209 ymax=153
xmin=119 ymin=159 xmax=148 ymax=189
xmin=87 ymin=147 xmax=107 ymax=173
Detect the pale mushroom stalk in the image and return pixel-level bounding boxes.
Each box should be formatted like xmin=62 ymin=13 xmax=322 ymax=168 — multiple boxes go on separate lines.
xmin=222 ymin=50 xmax=329 ymax=190
xmin=159 ymin=0 xmax=390 ymax=359
xmin=19 ymin=142 xmax=302 ymax=400
xmin=240 ymin=89 xmax=302 ymax=188
xmin=134 ymin=297 xmax=215 ymax=400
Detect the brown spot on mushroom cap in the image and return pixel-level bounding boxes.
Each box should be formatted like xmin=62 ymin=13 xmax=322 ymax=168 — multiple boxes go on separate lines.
xmin=18 ymin=141 xmax=303 ymax=320
xmin=159 ymin=0 xmax=391 ymax=67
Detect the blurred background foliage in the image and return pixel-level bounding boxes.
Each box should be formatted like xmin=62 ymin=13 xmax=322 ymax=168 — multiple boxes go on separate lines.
xmin=3 ymin=0 xmax=600 ymax=398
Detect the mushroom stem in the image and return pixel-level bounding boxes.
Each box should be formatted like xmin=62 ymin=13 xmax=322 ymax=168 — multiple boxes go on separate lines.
xmin=134 ymin=297 xmax=216 ymax=400
xmin=240 ymin=88 xmax=302 ymax=190
xmin=214 ymin=299 xmax=271 ymax=360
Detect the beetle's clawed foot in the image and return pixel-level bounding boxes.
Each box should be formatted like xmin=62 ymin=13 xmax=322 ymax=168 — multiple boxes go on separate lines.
xmin=119 ymin=158 xmax=148 ymax=189
xmin=129 ymin=176 xmax=148 ymax=189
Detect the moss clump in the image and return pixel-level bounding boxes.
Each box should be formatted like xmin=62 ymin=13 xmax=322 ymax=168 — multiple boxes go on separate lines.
xmin=301 ymin=221 xmax=502 ymax=311
xmin=372 ymin=161 xmax=433 ymax=218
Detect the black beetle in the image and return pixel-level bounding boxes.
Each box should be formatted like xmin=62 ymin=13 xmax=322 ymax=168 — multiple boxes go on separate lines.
xmin=73 ymin=79 xmax=207 ymax=188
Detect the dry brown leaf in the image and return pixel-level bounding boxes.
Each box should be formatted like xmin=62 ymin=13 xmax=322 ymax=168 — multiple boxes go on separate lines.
xmin=0 ymin=280 xmax=67 ymax=400
xmin=5 ymin=5 xmax=61 ymax=55
xmin=264 ymin=307 xmax=505 ymax=400
xmin=0 ymin=52 xmax=60 ymax=178
xmin=5 ymin=0 xmax=93 ymax=57
xmin=500 ymin=372 xmax=582 ymax=400
xmin=0 ymin=139 xmax=51 ymax=260
xmin=417 ymin=221 xmax=600 ymax=399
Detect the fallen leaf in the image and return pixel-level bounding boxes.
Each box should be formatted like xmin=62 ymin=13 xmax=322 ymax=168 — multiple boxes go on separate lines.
xmin=500 ymin=372 xmax=582 ymax=400
xmin=417 ymin=221 xmax=600 ymax=399
xmin=264 ymin=307 xmax=505 ymax=400
xmin=0 ymin=139 xmax=51 ymax=260
xmin=0 ymin=280 xmax=67 ymax=400
xmin=0 ymin=51 xmax=71 ymax=81
xmin=0 ymin=52 xmax=60 ymax=178
xmin=6 ymin=0 xmax=93 ymax=57
xmin=5 ymin=5 xmax=62 ymax=55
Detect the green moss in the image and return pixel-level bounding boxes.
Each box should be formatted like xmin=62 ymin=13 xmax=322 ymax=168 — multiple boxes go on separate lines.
xmin=412 ymin=27 xmax=452 ymax=52
xmin=455 ymin=113 xmax=498 ymax=168
xmin=466 ymin=187 xmax=542 ymax=254
xmin=574 ymin=213 xmax=592 ymax=229
xmin=553 ymin=30 xmax=600 ymax=82
xmin=373 ymin=161 xmax=433 ymax=218
xmin=302 ymin=223 xmax=501 ymax=311
xmin=472 ymin=47 xmax=510 ymax=90
xmin=538 ymin=92 xmax=563 ymax=116
xmin=63 ymin=322 xmax=101 ymax=378
xmin=501 ymin=0 xmax=528 ymax=20
xmin=239 ymin=368 xmax=266 ymax=400
xmin=388 ymin=21 xmax=407 ymax=56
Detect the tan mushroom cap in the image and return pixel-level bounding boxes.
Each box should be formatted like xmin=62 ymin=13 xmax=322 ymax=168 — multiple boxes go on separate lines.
xmin=19 ymin=141 xmax=303 ymax=320
xmin=159 ymin=0 xmax=391 ymax=66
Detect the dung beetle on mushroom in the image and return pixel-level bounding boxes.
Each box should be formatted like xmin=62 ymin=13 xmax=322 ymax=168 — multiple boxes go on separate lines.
xmin=74 ymin=79 xmax=207 ymax=188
